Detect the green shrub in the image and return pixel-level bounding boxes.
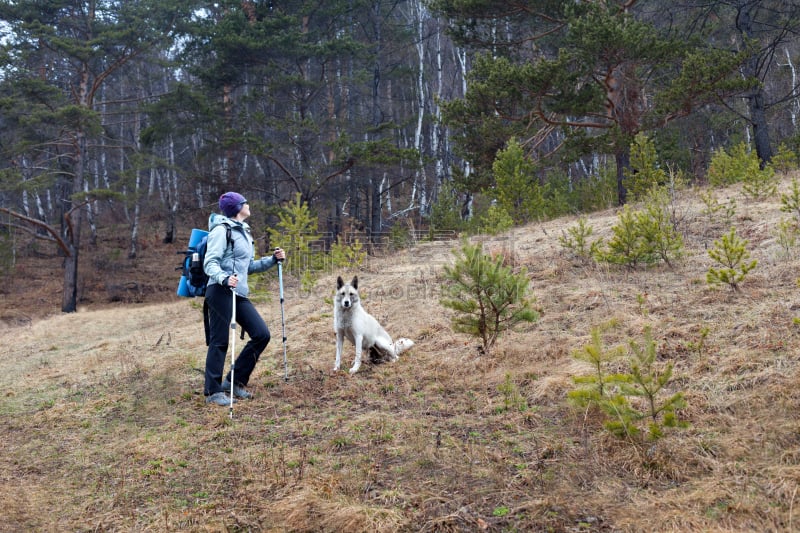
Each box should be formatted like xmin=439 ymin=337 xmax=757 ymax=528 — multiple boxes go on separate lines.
xmin=566 ymin=165 xmax=618 ymax=213
xmin=0 ymin=230 xmax=14 ymax=272
xmin=266 ymin=192 xmax=322 ymax=277
xmin=707 ymin=142 xmax=759 ymax=186
xmin=607 ymin=326 xmax=688 ymax=441
xmin=780 ymin=178 xmax=800 ymax=222
xmin=741 ymin=164 xmax=777 ymax=200
xmin=330 ymin=235 xmax=366 ymax=269
xmin=768 ymin=143 xmax=799 ymax=173
xmin=570 ymin=325 xmax=688 ymax=442
xmin=623 ymin=133 xmax=667 ymax=202
xmin=558 ymin=216 xmax=602 ymax=263
xmin=492 ymin=138 xmax=544 ymax=224
xmin=567 ymin=324 xmax=627 ymax=407
xmin=479 ymin=203 xmax=515 ymax=235
xmin=440 ymin=239 xmax=539 ymax=351
xmin=706 ymin=227 xmax=757 ymax=291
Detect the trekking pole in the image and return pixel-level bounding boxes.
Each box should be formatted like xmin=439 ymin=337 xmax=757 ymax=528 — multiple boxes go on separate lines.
xmin=276 ymin=249 xmax=288 ymax=382
xmin=229 ymin=277 xmax=237 ymax=419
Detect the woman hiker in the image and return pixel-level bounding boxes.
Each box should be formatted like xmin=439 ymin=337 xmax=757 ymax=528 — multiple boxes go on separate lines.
xmin=203 ymin=191 xmax=286 ymax=406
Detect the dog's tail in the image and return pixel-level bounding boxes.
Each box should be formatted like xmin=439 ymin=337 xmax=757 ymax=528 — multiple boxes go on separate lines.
xmin=393 ymin=338 xmax=414 ymax=355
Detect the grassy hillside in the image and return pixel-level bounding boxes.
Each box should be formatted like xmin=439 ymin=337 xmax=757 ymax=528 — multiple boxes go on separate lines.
xmin=2 ymin=177 xmax=800 ymax=531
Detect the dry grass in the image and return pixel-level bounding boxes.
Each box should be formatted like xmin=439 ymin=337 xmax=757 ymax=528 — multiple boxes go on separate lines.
xmin=2 ymin=177 xmax=800 ymax=531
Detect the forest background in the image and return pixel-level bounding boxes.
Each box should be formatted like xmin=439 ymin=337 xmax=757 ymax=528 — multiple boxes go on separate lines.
xmin=3 ymin=2 xmax=800 ymax=531
xmin=1 ymin=0 xmax=800 ymax=313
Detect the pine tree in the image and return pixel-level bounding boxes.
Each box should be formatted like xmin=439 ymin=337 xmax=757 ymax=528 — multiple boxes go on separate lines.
xmin=780 ymin=178 xmax=800 ymax=222
xmin=602 ymin=205 xmax=653 ymax=268
xmin=706 ymin=227 xmax=757 ymax=291
xmin=0 ymin=0 xmax=194 ymax=312
xmin=568 ymin=324 xmax=628 ymax=407
xmin=636 ymin=189 xmax=684 ymax=267
xmin=492 ymin=138 xmax=544 ymax=224
xmin=616 ymin=326 xmax=687 ymax=440
xmin=559 ymin=216 xmax=602 ymax=263
xmin=440 ymin=239 xmax=538 ymax=351
xmin=623 ymin=133 xmax=667 ymax=202
xmin=267 ymin=193 xmax=322 ymax=277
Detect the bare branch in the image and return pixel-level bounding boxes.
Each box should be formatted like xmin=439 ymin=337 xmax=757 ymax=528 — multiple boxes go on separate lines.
xmin=0 ymin=207 xmax=71 ymax=256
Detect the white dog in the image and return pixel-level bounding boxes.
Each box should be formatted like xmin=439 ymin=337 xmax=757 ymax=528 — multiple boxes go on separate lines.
xmin=333 ymin=276 xmax=414 ymax=374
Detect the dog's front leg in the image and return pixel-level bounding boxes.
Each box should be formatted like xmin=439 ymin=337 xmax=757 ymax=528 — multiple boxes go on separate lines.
xmin=334 ymin=331 xmax=344 ymax=371
xmin=350 ymin=335 xmax=363 ymax=374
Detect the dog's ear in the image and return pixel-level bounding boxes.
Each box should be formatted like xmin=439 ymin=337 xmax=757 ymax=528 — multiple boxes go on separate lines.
xmin=337 ymin=276 xmax=344 ymax=289
xmin=352 ymin=276 xmax=358 ymax=289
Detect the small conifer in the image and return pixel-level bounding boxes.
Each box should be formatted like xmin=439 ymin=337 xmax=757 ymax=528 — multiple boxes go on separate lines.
xmin=267 ymin=192 xmax=322 ymax=276
xmin=602 ymin=205 xmax=650 ymax=268
xmin=440 ymin=239 xmax=538 ymax=351
xmin=558 ymin=216 xmax=602 ymax=263
xmin=706 ymin=227 xmax=757 ymax=291
xmin=780 ymin=178 xmax=800 ymax=222
xmin=568 ymin=324 xmax=627 ymax=407
xmin=623 ymin=133 xmax=666 ymax=201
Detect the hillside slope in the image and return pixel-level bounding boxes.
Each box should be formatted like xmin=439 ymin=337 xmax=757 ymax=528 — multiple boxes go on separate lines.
xmin=2 ymin=178 xmax=799 ymax=531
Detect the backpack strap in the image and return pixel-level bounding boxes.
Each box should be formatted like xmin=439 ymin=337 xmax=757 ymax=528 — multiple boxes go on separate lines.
xmin=224 ymin=223 xmax=232 ymax=248
xmin=219 ymin=222 xmax=234 ymax=274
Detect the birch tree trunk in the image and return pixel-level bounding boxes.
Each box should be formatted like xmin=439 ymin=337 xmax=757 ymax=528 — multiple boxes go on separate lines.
xmin=163 ymin=136 xmax=178 ymax=244
xmin=412 ymin=0 xmax=427 ymax=215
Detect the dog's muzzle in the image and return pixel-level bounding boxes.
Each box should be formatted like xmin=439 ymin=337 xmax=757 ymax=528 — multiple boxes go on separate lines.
xmin=342 ymin=300 xmax=351 ymax=308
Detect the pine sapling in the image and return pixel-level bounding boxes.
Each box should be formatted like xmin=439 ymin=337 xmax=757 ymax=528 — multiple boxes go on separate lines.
xmin=619 ymin=326 xmax=687 ymax=440
xmin=601 ymin=205 xmax=652 ymax=268
xmin=267 ymin=192 xmax=322 ymax=276
xmin=741 ymin=164 xmax=777 ymax=200
xmin=497 ymin=373 xmax=528 ymax=413
xmin=774 ymin=218 xmax=799 ymax=258
xmin=636 ymin=189 xmax=684 ymax=267
xmin=558 ymin=216 xmax=602 ymax=263
xmin=707 ymin=142 xmax=757 ymax=186
xmin=699 ymin=189 xmax=723 ymax=219
xmin=780 ymin=178 xmax=800 ymax=222
xmin=706 ymin=227 xmax=758 ymax=291
xmin=440 ymin=239 xmax=539 ymax=351
xmin=623 ymin=133 xmax=666 ymax=201
xmin=686 ymin=326 xmax=710 ymax=356
xmin=568 ymin=324 xmax=628 ymax=408
xmin=768 ymin=143 xmax=799 ymax=173
xmin=330 ymin=235 xmax=366 ymax=269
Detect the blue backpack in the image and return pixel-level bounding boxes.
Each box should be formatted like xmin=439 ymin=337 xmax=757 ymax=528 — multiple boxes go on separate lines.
xmin=177 ymin=224 xmax=232 ymax=297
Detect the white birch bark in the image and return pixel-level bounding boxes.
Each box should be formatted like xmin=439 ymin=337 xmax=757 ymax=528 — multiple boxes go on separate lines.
xmin=780 ymin=47 xmax=798 ymax=128
xmin=413 ymin=0 xmax=427 ymax=214
xmin=129 ymin=97 xmax=142 ymax=259
xmin=431 ymin=16 xmax=445 ymax=209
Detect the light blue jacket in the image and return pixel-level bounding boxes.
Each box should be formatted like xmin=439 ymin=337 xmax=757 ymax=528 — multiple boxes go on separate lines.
xmin=203 ymin=213 xmax=278 ymax=298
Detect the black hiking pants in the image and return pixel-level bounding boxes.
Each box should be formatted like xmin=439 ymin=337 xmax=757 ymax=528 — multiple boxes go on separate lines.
xmin=204 ymin=283 xmax=270 ymax=396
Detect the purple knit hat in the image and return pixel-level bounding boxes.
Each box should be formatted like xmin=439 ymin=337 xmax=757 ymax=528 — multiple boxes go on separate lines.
xmin=219 ymin=192 xmax=247 ymax=218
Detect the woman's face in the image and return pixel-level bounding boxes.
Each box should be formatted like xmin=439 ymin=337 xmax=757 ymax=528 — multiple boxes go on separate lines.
xmin=238 ymin=202 xmax=250 ymax=219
